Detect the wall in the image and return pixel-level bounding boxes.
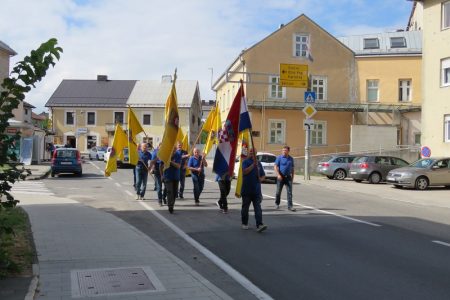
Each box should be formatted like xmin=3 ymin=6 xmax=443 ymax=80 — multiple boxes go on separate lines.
xmin=350 ymin=125 xmax=397 ymax=153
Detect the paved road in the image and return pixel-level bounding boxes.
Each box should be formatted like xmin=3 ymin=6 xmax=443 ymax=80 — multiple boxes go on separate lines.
xmin=43 ymin=160 xmax=450 ymax=300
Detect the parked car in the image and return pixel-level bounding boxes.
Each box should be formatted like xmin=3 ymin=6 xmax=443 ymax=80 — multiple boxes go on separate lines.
xmin=103 ymin=147 xmax=112 ymax=162
xmin=234 ymin=152 xmax=277 ymax=181
xmin=316 ymin=155 xmax=356 ymax=180
xmin=386 ymin=157 xmax=450 ymax=190
xmin=51 ymin=148 xmax=82 ymax=177
xmin=88 ymin=146 xmax=107 ymax=161
xmin=349 ymin=155 xmax=409 ymax=184
xmin=103 ymin=147 xmax=130 ymax=167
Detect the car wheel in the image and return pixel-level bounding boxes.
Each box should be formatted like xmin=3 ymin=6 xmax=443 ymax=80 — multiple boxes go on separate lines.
xmin=333 ymin=169 xmax=346 ymax=180
xmin=76 ymin=171 xmax=82 ymax=177
xmin=326 ymin=175 xmax=333 ymax=179
xmin=393 ymin=184 xmax=403 ymax=189
xmin=369 ymin=172 xmax=381 ymax=184
xmin=415 ymin=176 xmax=429 ymax=190
xmin=353 ymin=179 xmax=362 ymax=183
xmin=51 ymin=172 xmax=55 ymax=178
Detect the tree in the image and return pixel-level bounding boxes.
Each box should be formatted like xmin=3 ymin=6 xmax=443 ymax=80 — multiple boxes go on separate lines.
xmin=0 ymin=38 xmax=63 ymax=208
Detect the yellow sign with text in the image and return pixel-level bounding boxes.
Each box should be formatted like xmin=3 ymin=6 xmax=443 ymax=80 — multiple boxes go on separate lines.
xmin=280 ymin=63 xmax=308 ymax=88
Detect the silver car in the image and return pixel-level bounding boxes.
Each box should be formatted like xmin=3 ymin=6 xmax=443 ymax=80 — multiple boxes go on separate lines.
xmin=349 ymin=155 xmax=409 ymax=184
xmin=386 ymin=157 xmax=450 ymax=190
xmin=316 ymin=155 xmax=356 ymax=180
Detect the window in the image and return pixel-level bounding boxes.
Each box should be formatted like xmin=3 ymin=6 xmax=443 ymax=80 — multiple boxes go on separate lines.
xmin=363 ymin=38 xmax=379 ymax=49
xmin=86 ymin=112 xmax=96 ymax=126
xmin=445 ymin=115 xmax=450 ymax=142
xmin=414 ymin=133 xmax=421 ymax=145
xmin=442 ymin=58 xmax=450 ymax=86
xmin=269 ymin=76 xmax=285 ymax=99
xmin=114 ymin=111 xmax=124 ymax=124
xmin=367 ymin=80 xmax=379 ymax=102
xmin=311 ymin=76 xmax=327 ymax=102
xmin=65 ymin=111 xmax=75 ymax=125
xmin=142 ymin=113 xmax=152 ymax=125
xmin=24 ymin=108 xmax=29 ymax=115
xmin=268 ymin=120 xmax=285 ymax=144
xmin=443 ymin=1 xmax=450 ymax=29
xmin=293 ymin=34 xmax=309 ymax=57
xmin=390 ymin=37 xmax=406 ymax=48
xmin=310 ymin=121 xmax=327 ymax=145
xmin=399 ymin=79 xmax=412 ymax=102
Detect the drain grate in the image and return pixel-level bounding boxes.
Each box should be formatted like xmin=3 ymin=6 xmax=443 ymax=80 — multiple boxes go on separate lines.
xmin=72 ymin=267 xmax=164 ymax=297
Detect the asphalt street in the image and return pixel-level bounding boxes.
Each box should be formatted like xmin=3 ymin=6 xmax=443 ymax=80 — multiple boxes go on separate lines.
xmin=42 ymin=160 xmax=450 ymax=300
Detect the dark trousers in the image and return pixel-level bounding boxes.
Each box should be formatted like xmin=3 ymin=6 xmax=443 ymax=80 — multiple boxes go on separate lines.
xmin=218 ymin=179 xmax=231 ymax=210
xmin=191 ymin=173 xmax=205 ymax=202
xmin=154 ymin=173 xmax=163 ymax=202
xmin=241 ymin=194 xmax=263 ymax=227
xmin=178 ymin=169 xmax=186 ymax=197
xmin=276 ymin=176 xmax=293 ymax=207
xmin=165 ymin=179 xmax=178 ymax=209
xmin=135 ymin=167 xmax=148 ymax=197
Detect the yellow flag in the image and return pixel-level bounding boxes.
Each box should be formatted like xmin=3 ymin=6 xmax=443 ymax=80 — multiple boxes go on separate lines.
xmin=203 ymin=105 xmax=221 ymax=157
xmin=128 ymin=107 xmax=145 ymax=165
xmin=181 ymin=131 xmax=191 ymax=176
xmin=158 ymin=81 xmax=179 ymax=170
xmin=201 ymin=106 xmax=216 ymax=133
xmin=105 ymin=124 xmax=128 ymax=177
xmin=235 ymin=129 xmax=252 ymax=198
xmin=176 ymin=126 xmax=184 ymax=146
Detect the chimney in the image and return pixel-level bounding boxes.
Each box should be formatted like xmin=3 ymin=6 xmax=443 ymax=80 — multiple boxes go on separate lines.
xmin=161 ymin=75 xmax=172 ymax=83
xmin=279 ymin=24 xmax=284 ymax=29
xmin=97 ymin=75 xmax=108 ymax=81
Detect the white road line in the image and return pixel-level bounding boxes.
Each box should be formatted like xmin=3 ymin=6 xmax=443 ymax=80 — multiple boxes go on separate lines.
xmin=107 ymin=176 xmax=113 ymax=180
xmin=432 ymin=240 xmax=450 ymax=248
xmin=125 ymin=190 xmax=133 ymax=197
xmin=137 ymin=199 xmax=273 ymax=300
xmin=115 ymin=182 xmax=121 ymax=187
xmin=89 ymin=161 xmax=101 ymax=170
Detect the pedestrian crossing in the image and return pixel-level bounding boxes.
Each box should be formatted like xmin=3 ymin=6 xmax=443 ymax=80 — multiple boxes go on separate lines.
xmin=11 ymin=181 xmax=54 ymax=196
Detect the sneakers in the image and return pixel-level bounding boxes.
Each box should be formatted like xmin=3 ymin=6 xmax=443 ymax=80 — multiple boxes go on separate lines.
xmin=222 ymin=209 xmax=228 ymax=214
xmin=257 ymin=224 xmax=268 ymax=233
xmin=275 ymin=205 xmax=280 ymax=209
xmin=241 ymin=224 xmax=249 ymax=230
xmin=195 ymin=201 xmax=200 ymax=206
xmin=288 ymin=207 xmax=297 ymax=212
xmin=135 ymin=194 xmax=140 ymax=200
xmin=179 ymin=195 xmax=184 ymax=199
xmin=216 ymin=200 xmax=221 ymax=209
xmin=168 ymin=207 xmax=174 ymax=214
xmin=158 ymin=201 xmax=163 ymax=207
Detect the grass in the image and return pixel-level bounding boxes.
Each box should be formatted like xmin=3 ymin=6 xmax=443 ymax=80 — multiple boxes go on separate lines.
xmin=0 ymin=207 xmax=35 ymax=278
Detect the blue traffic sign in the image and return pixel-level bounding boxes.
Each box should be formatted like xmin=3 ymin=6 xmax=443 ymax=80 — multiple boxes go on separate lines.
xmin=420 ymin=146 xmax=431 ymax=158
xmin=304 ymin=91 xmax=316 ymax=103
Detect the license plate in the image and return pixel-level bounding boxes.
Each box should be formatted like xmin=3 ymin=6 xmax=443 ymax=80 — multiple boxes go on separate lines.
xmin=387 ymin=176 xmax=396 ymax=182
xmin=264 ymin=166 xmax=273 ymax=170
xmin=60 ymin=162 xmax=72 ymax=165
xmin=350 ymin=171 xmax=356 ymax=174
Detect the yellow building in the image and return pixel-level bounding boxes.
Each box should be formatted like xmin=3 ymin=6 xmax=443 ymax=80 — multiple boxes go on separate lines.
xmin=46 ymin=75 xmax=202 ymax=153
xmin=413 ymin=0 xmax=450 ymax=156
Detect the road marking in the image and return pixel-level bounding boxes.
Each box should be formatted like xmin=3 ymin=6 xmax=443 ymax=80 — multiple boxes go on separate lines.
xmin=125 ymin=190 xmax=133 ymax=197
xmin=432 ymin=240 xmax=450 ymax=248
xmin=262 ymin=194 xmax=381 ymax=227
xmin=115 ymin=182 xmax=121 ymax=187
xmin=107 ymin=176 xmax=113 ymax=180
xmin=137 ymin=198 xmax=273 ymax=300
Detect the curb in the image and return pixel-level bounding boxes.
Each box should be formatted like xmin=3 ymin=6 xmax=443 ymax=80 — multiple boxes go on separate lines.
xmin=24 ymin=264 xmax=39 ymax=300
xmin=26 ymin=167 xmax=51 ymax=181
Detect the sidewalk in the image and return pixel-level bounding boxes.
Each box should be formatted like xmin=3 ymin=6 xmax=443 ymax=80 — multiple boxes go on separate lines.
xmin=8 ymin=164 xmax=234 ymax=300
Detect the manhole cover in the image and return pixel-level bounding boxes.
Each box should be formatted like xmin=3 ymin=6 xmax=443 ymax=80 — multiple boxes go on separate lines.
xmin=71 ymin=267 xmax=164 ymax=297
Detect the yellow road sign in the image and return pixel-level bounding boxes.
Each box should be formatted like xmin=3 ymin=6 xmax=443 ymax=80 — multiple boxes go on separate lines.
xmin=302 ymin=104 xmax=317 ymax=118
xmin=280 ymin=63 xmax=308 ymax=88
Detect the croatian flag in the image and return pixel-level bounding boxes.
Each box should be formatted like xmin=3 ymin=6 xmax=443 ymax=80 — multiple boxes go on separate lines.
xmin=213 ymin=83 xmax=245 ymax=178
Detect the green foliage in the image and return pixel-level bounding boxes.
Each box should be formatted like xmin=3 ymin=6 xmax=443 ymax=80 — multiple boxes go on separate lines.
xmin=0 ymin=38 xmax=62 ymax=208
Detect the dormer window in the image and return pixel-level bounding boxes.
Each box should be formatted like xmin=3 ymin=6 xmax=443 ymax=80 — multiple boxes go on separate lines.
xmin=363 ymin=38 xmax=379 ymax=49
xmin=390 ymin=37 xmax=406 ymax=48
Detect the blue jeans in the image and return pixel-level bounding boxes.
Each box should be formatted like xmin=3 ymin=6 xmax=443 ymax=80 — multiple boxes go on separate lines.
xmin=135 ymin=166 xmax=148 ymax=197
xmin=276 ymin=176 xmax=293 ymax=207
xmin=191 ymin=173 xmax=205 ymax=202
xmin=154 ymin=173 xmax=163 ymax=202
xmin=241 ymin=194 xmax=263 ymax=226
xmin=178 ymin=168 xmax=186 ymax=197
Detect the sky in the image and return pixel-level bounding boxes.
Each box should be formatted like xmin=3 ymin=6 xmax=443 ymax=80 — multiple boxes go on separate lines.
xmin=0 ymin=0 xmax=414 ymax=113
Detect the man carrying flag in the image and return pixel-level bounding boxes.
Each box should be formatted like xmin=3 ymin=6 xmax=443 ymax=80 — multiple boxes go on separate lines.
xmin=127 ymin=107 xmax=145 ymax=166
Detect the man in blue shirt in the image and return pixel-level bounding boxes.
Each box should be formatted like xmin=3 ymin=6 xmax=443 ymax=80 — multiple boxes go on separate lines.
xmin=187 ymin=148 xmax=207 ymax=206
xmin=274 ymin=145 xmax=296 ymax=211
xmin=159 ymin=146 xmax=181 ymax=213
xmin=150 ymin=143 xmax=164 ymax=205
xmin=176 ymin=142 xmax=189 ymax=199
xmin=135 ymin=143 xmax=152 ymax=200
xmin=241 ymin=147 xmax=267 ymax=232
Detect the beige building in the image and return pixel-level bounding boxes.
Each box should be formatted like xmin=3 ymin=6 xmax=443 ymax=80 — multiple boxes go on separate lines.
xmin=415 ymin=0 xmax=450 ymax=156
xmin=213 ymin=14 xmax=356 ymax=156
xmin=46 ymin=75 xmax=202 ymax=153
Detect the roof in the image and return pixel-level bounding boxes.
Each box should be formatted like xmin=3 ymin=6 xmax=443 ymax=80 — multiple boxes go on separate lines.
xmin=0 ymin=40 xmax=17 ymax=56
xmin=46 ymin=79 xmax=137 ymax=107
xmin=337 ymin=31 xmax=422 ymax=56
xmin=248 ymin=100 xmax=421 ymax=113
xmin=127 ymin=80 xmax=199 ymax=107
xmin=23 ymin=101 xmax=35 ymax=108
xmin=32 ymin=112 xmax=47 ymax=120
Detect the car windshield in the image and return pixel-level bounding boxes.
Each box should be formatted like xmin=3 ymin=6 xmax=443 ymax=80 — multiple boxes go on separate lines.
xmin=258 ymin=155 xmax=276 ymax=163
xmin=319 ymin=156 xmax=332 ymax=162
xmin=353 ymin=156 xmax=368 ymax=163
xmin=410 ymin=158 xmax=435 ymax=168
xmin=56 ymin=150 xmax=76 ymax=158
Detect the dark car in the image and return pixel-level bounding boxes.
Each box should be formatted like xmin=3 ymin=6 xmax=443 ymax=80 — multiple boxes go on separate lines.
xmin=316 ymin=155 xmax=356 ymax=180
xmin=51 ymin=148 xmax=82 ymax=177
xmin=349 ymin=155 xmax=409 ymax=184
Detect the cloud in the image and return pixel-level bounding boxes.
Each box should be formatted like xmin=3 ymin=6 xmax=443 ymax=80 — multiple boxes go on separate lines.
xmin=0 ymin=0 xmax=413 ymax=112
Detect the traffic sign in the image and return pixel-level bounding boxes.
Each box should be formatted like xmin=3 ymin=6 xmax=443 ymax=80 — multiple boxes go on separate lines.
xmin=302 ymin=104 xmax=317 ymax=118
xmin=280 ymin=63 xmax=308 ymax=88
xmin=303 ymin=118 xmax=315 ymax=130
xmin=304 ymin=91 xmax=316 ymax=103
xmin=420 ymin=146 xmax=431 ymax=158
